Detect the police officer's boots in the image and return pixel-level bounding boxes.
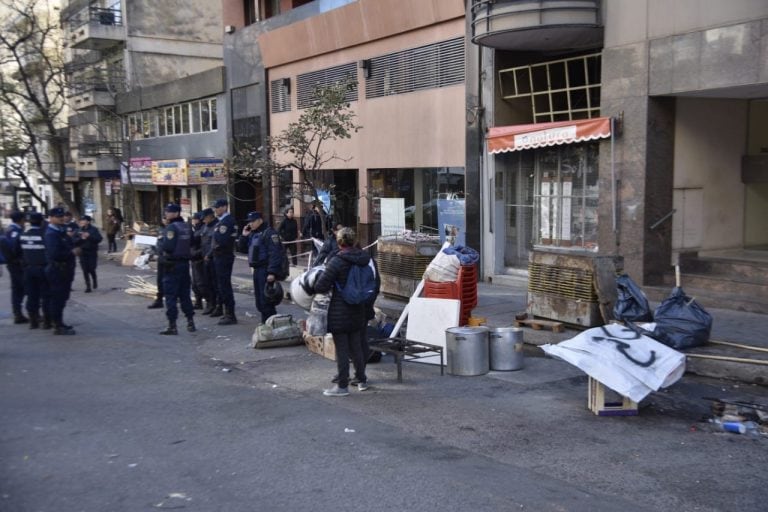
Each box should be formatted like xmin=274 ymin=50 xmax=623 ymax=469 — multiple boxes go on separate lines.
xmin=159 ymin=321 xmax=178 ymax=335
xmin=202 ymin=300 xmax=215 ymax=315
xmin=84 ymin=275 xmax=92 ymax=293
xmin=92 ymin=274 xmax=98 ymax=290
xmin=42 ymin=314 xmax=52 ymax=330
xmin=13 ymin=310 xmax=28 ymax=324
xmin=53 ymin=323 xmax=76 ymax=335
xmin=29 ymin=312 xmax=40 ymax=330
xmin=217 ymin=307 xmax=237 ymax=325
xmin=194 ymin=295 xmax=203 ymax=310
xmin=209 ymin=304 xmax=223 ymax=317
xmin=187 ymin=317 xmax=196 ymax=333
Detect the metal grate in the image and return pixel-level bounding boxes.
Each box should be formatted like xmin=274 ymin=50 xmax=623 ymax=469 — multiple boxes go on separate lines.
xmin=365 ymin=37 xmax=464 ymax=99
xmin=270 ymin=78 xmax=291 ymax=113
xmin=528 ymin=262 xmax=597 ymax=302
xmin=378 ymin=252 xmax=434 ymax=281
xmin=296 ymin=63 xmax=358 ymax=109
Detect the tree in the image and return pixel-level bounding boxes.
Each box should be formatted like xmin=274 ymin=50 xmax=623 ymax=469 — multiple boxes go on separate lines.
xmin=0 ymin=0 xmax=75 ymax=215
xmin=229 ymin=77 xmax=362 ymax=234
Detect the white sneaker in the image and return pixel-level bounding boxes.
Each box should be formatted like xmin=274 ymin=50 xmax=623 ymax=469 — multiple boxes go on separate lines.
xmin=323 ymin=386 xmax=349 ymax=397
xmin=357 ymin=381 xmax=369 ymax=391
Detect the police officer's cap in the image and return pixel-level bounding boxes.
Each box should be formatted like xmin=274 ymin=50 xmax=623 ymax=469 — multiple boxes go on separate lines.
xmin=201 ymin=207 xmax=214 ymax=218
xmin=164 ymin=203 xmax=181 ymax=213
xmin=63 ymin=211 xmax=72 ymax=217
xmin=29 ymin=212 xmax=44 ymax=224
xmin=213 ymin=198 xmax=228 ymax=208
xmin=193 ymin=211 xmax=203 ymax=220
xmin=80 ymin=215 xmax=92 ymax=222
xmin=10 ymin=211 xmax=24 ymax=222
xmin=246 ymin=211 xmax=262 ymax=222
xmin=48 ymin=207 xmax=66 ymax=217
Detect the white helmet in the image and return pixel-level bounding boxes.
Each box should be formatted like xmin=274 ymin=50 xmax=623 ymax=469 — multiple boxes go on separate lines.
xmin=290 ymin=266 xmax=325 ymax=310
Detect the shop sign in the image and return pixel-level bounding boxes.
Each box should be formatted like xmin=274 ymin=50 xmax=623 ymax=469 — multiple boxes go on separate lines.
xmin=124 ymin=157 xmax=153 ymax=184
xmin=105 ymin=180 xmax=112 ymax=196
xmin=151 ymin=159 xmax=188 ymax=186
xmin=188 ymin=158 xmax=227 ymax=185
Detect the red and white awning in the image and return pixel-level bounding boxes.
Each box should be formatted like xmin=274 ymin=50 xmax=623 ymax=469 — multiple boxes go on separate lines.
xmin=487 ymin=117 xmax=612 ymax=154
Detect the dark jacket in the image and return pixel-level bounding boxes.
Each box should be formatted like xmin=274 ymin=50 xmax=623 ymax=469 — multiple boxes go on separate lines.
xmin=314 ymin=234 xmax=338 ymax=266
xmin=277 ymin=217 xmax=298 ymax=242
xmin=302 ymin=211 xmax=323 ymax=239
xmin=313 ymin=247 xmax=379 ymax=332
xmin=75 ymin=225 xmax=103 ymax=253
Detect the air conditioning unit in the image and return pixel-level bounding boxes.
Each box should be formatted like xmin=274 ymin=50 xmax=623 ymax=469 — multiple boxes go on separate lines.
xmin=527 ymin=251 xmax=623 ymax=327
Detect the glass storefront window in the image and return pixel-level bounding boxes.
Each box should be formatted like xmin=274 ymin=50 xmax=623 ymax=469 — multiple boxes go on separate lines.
xmin=368 ymin=167 xmax=465 ymax=232
xmin=533 ymin=143 xmax=599 ymax=250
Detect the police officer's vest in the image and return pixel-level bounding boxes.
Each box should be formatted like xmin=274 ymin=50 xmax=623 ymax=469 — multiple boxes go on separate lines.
xmin=170 ymin=222 xmax=192 ymax=259
xmin=20 ymin=227 xmax=47 ymax=266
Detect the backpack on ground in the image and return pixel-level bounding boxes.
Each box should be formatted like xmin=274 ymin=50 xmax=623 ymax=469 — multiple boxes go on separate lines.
xmin=335 ymin=260 xmax=377 ymax=305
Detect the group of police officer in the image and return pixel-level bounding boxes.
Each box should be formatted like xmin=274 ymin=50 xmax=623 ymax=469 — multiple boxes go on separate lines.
xmin=151 ymin=198 xmax=286 ymax=335
xmin=1 ymin=207 xmax=103 ymax=335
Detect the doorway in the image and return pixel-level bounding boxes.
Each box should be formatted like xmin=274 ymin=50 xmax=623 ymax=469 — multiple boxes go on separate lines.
xmin=502 ymin=152 xmax=534 ymax=268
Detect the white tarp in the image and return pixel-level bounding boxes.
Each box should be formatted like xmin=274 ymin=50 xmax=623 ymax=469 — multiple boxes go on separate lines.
xmin=541 ymin=324 xmax=686 ymax=403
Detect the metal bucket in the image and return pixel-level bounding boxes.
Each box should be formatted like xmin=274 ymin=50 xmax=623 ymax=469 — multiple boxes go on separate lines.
xmin=445 ymin=326 xmax=489 ymax=376
xmin=489 ymin=327 xmax=525 ymax=371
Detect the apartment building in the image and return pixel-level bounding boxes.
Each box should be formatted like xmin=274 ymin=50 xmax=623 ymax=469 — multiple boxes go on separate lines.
xmin=472 ymin=0 xmax=768 ymax=314
xmin=61 ymin=0 xmax=226 ymax=225
xmin=223 ymin=0 xmax=468 ymax=241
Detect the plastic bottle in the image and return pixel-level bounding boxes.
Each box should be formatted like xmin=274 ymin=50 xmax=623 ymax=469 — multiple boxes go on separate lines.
xmin=711 ymin=418 xmax=761 ymax=436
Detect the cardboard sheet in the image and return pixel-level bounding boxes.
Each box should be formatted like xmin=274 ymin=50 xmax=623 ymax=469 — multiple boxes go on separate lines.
xmin=404 ymin=297 xmax=461 ymax=365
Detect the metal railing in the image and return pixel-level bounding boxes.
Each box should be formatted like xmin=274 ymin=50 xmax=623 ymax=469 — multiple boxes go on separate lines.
xmin=67 ymin=3 xmax=123 ymax=30
xmin=78 ymin=140 xmax=122 ymax=157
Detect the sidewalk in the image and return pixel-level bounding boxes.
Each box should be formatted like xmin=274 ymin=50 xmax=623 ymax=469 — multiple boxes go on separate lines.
xmin=224 ymin=255 xmax=767 ymax=386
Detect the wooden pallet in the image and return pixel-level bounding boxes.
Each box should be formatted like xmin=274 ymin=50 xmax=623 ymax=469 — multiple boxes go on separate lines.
xmin=588 ymin=377 xmax=638 ymax=416
xmin=513 ymin=317 xmax=565 ymax=333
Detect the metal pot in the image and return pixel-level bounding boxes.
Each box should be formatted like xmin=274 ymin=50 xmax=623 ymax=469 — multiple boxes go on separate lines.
xmin=445 ymin=326 xmax=489 ymax=376
xmin=489 ymin=327 xmax=524 ymax=371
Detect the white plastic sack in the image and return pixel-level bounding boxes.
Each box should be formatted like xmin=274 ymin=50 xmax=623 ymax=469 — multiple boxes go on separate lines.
xmin=423 ymin=250 xmax=460 ymax=282
xmin=541 ymin=324 xmax=686 ymax=403
xmin=133 ymin=253 xmax=150 ymax=269
xmin=306 ymin=292 xmax=330 ymax=336
xmin=291 ymin=266 xmax=325 ymax=310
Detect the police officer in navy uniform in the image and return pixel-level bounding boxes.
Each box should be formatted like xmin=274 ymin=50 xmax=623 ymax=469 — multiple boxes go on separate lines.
xmin=1 ymin=211 xmax=27 ymax=323
xmin=237 ymin=211 xmax=283 ymax=323
xmin=211 ymin=198 xmax=237 ymax=325
xmin=157 ymin=203 xmax=196 ymax=335
xmin=62 ymin=211 xmax=78 ymax=297
xmin=45 ymin=207 xmax=76 ymax=335
xmin=17 ymin=212 xmax=50 ymax=329
xmin=199 ymin=208 xmax=219 ymax=315
xmin=75 ymin=215 xmax=103 ymax=293
xmin=189 ymin=212 xmax=205 ymax=309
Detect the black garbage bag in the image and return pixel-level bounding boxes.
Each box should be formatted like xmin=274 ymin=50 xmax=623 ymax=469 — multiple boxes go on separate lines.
xmin=613 ymin=274 xmax=653 ymax=323
xmin=652 ymin=287 xmax=712 ymax=350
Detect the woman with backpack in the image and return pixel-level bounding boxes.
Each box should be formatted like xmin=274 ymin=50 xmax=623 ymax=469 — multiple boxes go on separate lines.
xmin=313 ymin=227 xmax=378 ymax=397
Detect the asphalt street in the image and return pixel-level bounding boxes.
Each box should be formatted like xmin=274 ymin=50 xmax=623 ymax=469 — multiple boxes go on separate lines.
xmin=1 ymin=259 xmax=766 ymax=512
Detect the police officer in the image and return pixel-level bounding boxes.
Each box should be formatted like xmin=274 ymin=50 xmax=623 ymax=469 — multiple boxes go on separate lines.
xmin=237 ymin=211 xmax=283 ymax=323
xmin=62 ymin=211 xmax=78 ymax=297
xmin=17 ymin=212 xmax=50 ymax=329
xmin=45 ymin=207 xmax=76 ymax=335
xmin=199 ymin=208 xmax=219 ymax=315
xmin=157 ymin=203 xmax=196 ymax=335
xmin=1 ymin=211 xmax=27 ymax=323
xmin=211 ymin=198 xmax=237 ymax=325
xmin=75 ymin=215 xmax=103 ymax=293
xmin=189 ymin=212 xmax=205 ymax=309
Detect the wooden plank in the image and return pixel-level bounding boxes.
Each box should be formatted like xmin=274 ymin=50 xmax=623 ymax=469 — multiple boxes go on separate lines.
xmin=514 ymin=318 xmax=565 ymax=333
xmin=592 ymin=257 xmax=619 ymax=324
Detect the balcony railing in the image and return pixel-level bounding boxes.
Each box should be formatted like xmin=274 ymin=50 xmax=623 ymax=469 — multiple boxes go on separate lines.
xmin=471 ymin=0 xmax=603 ymax=51
xmin=67 ymin=3 xmax=123 ymax=30
xmin=78 ymin=140 xmax=122 ymax=157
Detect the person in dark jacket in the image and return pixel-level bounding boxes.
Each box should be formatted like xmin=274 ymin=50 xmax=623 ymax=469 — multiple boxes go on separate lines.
xmin=17 ymin=212 xmax=50 ymax=329
xmin=105 ymin=207 xmax=123 ymax=253
xmin=2 ymin=211 xmax=27 ymax=323
xmin=157 ymin=204 xmax=195 ymax=335
xmin=199 ymin=208 xmax=219 ymax=315
xmin=313 ymin=227 xmax=376 ymax=396
xmin=75 ymin=215 xmax=103 ymax=293
xmin=189 ymin=212 xmax=206 ymax=309
xmin=44 ymin=208 xmax=76 ymax=335
xmin=314 ymin=223 xmax=342 ymax=266
xmin=237 ymin=211 xmax=283 ymax=323
xmin=211 ymin=198 xmax=238 ymax=325
xmin=277 ymin=207 xmax=298 ymax=265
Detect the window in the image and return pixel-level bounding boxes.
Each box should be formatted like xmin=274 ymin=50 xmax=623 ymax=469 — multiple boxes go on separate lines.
xmin=123 ymin=96 xmax=218 ymax=139
xmin=270 ymin=78 xmax=291 ymax=113
xmin=533 ymin=144 xmax=599 ymax=250
xmin=173 ymin=105 xmax=182 ymax=134
xmin=297 ymin=63 xmax=357 ymax=109
xmin=210 ymin=99 xmax=217 ymax=130
xmin=201 ymin=100 xmax=210 ymax=131
xmin=192 ymin=102 xmax=201 ymax=132
xmin=164 ymin=107 xmax=174 ymax=135
xmin=180 ymin=103 xmax=191 ymax=133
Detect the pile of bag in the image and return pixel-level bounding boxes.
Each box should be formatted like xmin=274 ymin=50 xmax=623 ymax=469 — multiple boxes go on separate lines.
xmin=612 ymin=274 xmax=713 ymax=350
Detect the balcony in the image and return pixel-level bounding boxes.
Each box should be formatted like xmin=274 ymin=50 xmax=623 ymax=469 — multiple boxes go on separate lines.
xmin=471 ymin=0 xmax=603 ymax=52
xmin=67 ymin=5 xmax=125 ymax=51
xmin=76 ymin=141 xmax=121 ymax=174
xmin=68 ymin=71 xmax=125 ymax=110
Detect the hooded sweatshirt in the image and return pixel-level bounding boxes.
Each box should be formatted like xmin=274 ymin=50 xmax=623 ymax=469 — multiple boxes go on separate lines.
xmin=313 ymin=247 xmax=373 ymax=333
